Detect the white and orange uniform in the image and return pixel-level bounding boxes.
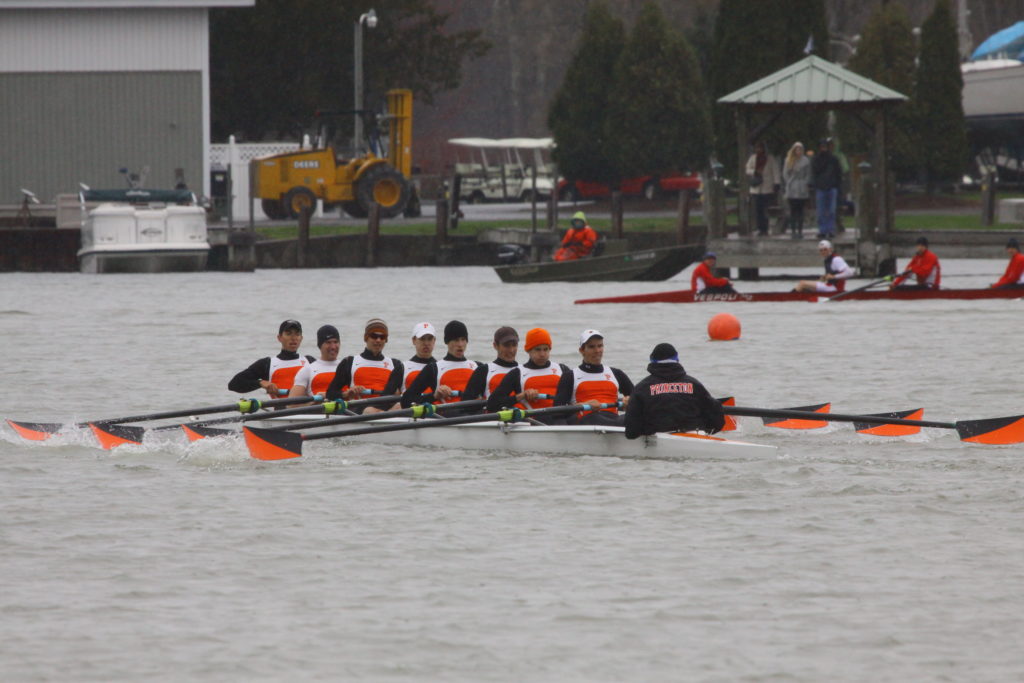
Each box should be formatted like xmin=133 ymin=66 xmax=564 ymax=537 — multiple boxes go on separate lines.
xmin=485 ymin=361 xmax=568 ymax=413
xmin=462 ymin=358 xmax=519 ymax=401
xmin=435 ymin=357 xmax=478 ymax=403
xmin=553 ymin=363 xmax=634 ymax=419
xmin=292 ymin=358 xmax=341 ymax=396
xmin=325 ymin=351 xmax=402 ymax=402
xmin=229 ymin=351 xmax=311 ymax=394
xmin=401 ymin=357 xmax=435 ymax=391
xmin=267 ymin=355 xmax=309 ymax=392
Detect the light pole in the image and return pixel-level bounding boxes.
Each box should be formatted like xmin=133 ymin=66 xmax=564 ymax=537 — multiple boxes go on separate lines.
xmin=353 ymin=8 xmax=377 ymax=152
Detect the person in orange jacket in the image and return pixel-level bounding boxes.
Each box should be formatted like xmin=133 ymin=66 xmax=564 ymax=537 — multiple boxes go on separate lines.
xmin=690 ymin=252 xmax=736 ymax=294
xmin=992 ymin=238 xmax=1024 ymax=289
xmin=891 ymin=236 xmax=941 ymax=289
xmin=554 ymin=211 xmax=598 ymax=261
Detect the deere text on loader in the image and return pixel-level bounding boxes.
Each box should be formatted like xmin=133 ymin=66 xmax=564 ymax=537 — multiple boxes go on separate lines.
xmin=255 ymin=88 xmax=418 ymax=219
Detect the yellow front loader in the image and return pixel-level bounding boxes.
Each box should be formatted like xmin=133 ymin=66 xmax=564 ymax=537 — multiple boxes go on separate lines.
xmin=255 ymin=89 xmax=418 ymax=219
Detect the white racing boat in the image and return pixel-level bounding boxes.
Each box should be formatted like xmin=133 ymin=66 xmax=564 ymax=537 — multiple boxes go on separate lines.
xmin=246 ymin=415 xmax=778 ymax=460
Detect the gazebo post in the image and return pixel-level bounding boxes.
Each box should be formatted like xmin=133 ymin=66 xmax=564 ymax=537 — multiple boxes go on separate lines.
xmin=735 ymin=109 xmax=750 ymax=236
xmin=874 ymin=105 xmax=891 ymax=238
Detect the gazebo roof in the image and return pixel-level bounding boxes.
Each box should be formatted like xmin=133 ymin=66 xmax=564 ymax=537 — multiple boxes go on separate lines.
xmin=718 ymin=55 xmax=908 ymax=108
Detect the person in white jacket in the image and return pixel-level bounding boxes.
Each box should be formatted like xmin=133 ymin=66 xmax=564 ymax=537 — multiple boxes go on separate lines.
xmin=746 ymin=141 xmax=781 ymax=236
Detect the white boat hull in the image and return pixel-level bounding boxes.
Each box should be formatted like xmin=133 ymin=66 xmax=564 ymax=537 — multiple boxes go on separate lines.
xmin=252 ymin=416 xmax=777 ymax=460
xmin=78 ymin=246 xmax=209 ymax=274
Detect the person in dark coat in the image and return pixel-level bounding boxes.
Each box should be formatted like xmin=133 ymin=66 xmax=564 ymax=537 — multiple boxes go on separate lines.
xmin=810 ymin=138 xmax=842 ymax=239
xmin=624 ymin=343 xmax=725 ymax=439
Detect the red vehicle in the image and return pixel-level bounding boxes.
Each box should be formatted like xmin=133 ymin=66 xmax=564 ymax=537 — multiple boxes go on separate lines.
xmin=558 ymin=172 xmax=701 ymax=201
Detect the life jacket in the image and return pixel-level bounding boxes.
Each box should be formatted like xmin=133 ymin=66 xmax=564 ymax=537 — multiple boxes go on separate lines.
xmin=350 ymin=353 xmax=396 ymax=395
xmin=517 ymin=363 xmax=563 ymax=409
xmin=268 ymin=355 xmax=309 ymax=392
xmin=484 ymin=361 xmax=514 ymax=398
xmin=403 ymin=357 xmax=434 ymax=392
xmin=824 ymin=254 xmax=847 ymax=293
xmin=436 ymin=357 xmax=477 ymax=403
xmin=571 ymin=365 xmax=620 ymax=415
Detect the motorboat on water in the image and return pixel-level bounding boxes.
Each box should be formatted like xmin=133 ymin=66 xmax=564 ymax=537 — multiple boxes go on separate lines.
xmin=77 ymin=188 xmax=210 ymax=274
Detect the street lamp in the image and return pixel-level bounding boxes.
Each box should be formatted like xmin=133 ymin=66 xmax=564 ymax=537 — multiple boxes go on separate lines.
xmin=353 ymin=8 xmax=377 ymax=152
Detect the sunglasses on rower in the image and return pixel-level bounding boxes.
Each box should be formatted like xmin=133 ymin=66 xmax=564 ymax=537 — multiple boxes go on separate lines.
xmin=367 ymin=332 xmax=388 ymax=341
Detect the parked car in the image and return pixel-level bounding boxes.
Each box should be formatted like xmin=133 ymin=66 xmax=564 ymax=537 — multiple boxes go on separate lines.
xmin=558 ymin=173 xmax=701 ymax=201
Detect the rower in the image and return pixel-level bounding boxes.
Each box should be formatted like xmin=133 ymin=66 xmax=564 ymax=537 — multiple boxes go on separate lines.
xmin=288 ymin=324 xmax=342 ymax=403
xmin=553 ymin=329 xmax=634 ymax=426
xmin=691 ymin=252 xmax=736 ymax=295
xmin=486 ymin=327 xmax=571 ymax=423
xmin=401 ymin=320 xmax=478 ymax=407
xmin=794 ymin=240 xmax=853 ymax=294
xmin=624 ymin=343 xmax=725 ymax=439
xmin=991 ymin=238 xmax=1024 ymax=289
xmin=398 ymin=322 xmax=438 ymax=391
xmin=325 ymin=318 xmax=403 ymax=414
xmin=228 ymin=319 xmax=312 ymax=398
xmin=461 ymin=326 xmax=521 ymax=403
xmin=890 ymin=236 xmax=941 ymax=289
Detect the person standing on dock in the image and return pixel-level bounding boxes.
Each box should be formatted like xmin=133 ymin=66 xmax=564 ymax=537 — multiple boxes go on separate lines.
xmin=401 ymin=320 xmax=478 ymax=407
xmin=624 ymin=343 xmax=725 ymax=439
xmin=746 ymin=141 xmax=781 ymax=236
xmin=794 ymin=240 xmax=853 ymax=294
xmin=811 ymin=138 xmax=842 ymax=239
xmin=554 ymin=330 xmax=633 ymax=426
xmin=228 ymin=319 xmax=312 ymax=398
xmin=783 ymin=142 xmax=811 ymax=239
xmin=891 ymin=237 xmax=941 ymax=289
xmin=992 ymin=238 xmax=1024 ymax=289
xmin=288 ymin=324 xmax=342 ymax=402
xmin=691 ymin=252 xmax=736 ymax=295
xmin=326 ymin=319 xmax=403 ymax=414
xmin=554 ymin=211 xmax=598 ymax=261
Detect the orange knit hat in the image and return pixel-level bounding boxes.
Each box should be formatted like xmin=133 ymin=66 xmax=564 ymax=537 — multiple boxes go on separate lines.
xmin=524 ymin=327 xmax=552 ymax=351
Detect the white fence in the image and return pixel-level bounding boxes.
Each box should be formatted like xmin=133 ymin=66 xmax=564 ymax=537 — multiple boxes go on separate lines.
xmin=210 ymin=136 xmax=326 ymax=221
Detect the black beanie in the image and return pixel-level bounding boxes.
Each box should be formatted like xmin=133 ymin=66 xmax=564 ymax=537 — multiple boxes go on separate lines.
xmin=444 ymin=320 xmax=469 ymax=343
xmin=317 ymin=324 xmax=340 ymax=347
xmin=649 ymin=342 xmax=679 ymax=363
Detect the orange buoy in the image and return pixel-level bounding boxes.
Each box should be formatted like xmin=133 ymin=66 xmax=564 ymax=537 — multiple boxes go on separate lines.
xmin=708 ymin=312 xmax=741 ymax=341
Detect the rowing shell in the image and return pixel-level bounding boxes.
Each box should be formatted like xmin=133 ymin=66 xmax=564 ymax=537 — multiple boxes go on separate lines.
xmin=251 ymin=416 xmax=777 ymax=460
xmin=575 ymin=287 xmax=1024 ymax=304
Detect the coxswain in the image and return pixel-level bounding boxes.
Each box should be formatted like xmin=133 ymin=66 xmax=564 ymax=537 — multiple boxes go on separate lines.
xmin=401 ymin=320 xmax=478 ymax=407
xmin=691 ymin=252 xmax=736 ymax=295
xmin=890 ymin=236 xmax=941 ymax=289
xmin=992 ymin=238 xmax=1024 ymax=289
xmin=486 ymin=327 xmax=571 ymax=423
xmin=553 ymin=329 xmax=634 ymax=426
xmin=794 ymin=240 xmax=854 ymax=294
xmin=228 ymin=319 xmax=312 ymax=397
xmin=553 ymin=211 xmax=598 ymax=261
xmin=325 ymin=318 xmax=403 ymax=414
xmin=288 ymin=324 xmax=342 ymax=403
xmin=624 ymin=343 xmax=725 ymax=439
xmin=461 ymin=326 xmax=521 ymax=403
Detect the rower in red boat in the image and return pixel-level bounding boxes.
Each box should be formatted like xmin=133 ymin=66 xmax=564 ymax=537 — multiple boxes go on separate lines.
xmin=691 ymin=252 xmax=737 ymax=295
xmin=553 ymin=329 xmax=634 ymax=426
xmin=288 ymin=325 xmax=341 ymax=402
xmin=992 ymin=238 xmax=1024 ymax=289
xmin=228 ymin=319 xmax=312 ymax=398
xmin=794 ymin=240 xmax=853 ymax=294
xmin=891 ymin=236 xmax=941 ymax=289
xmin=326 ymin=318 xmax=402 ymax=414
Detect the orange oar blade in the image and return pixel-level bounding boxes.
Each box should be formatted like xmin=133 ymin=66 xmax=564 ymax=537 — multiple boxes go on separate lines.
xmin=182 ymin=424 xmax=235 ymax=442
xmin=762 ymin=403 xmax=831 ymax=430
xmin=89 ymin=422 xmax=145 ymax=449
xmin=717 ymin=397 xmax=738 ymax=432
xmin=6 ymin=419 xmax=64 ymax=441
xmin=243 ymin=426 xmax=303 ymax=460
xmin=956 ymin=415 xmax=1024 ymax=445
xmin=855 ymin=409 xmax=924 ymax=436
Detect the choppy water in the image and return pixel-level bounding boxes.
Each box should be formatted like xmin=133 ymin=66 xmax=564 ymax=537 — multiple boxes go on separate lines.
xmin=2 ymin=261 xmax=1022 ymax=682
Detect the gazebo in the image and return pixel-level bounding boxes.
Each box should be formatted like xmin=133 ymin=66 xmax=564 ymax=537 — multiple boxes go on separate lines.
xmin=718 ymin=55 xmax=908 ymax=239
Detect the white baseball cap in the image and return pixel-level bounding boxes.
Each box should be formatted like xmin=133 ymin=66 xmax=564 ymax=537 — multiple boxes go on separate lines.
xmin=818 ymin=239 xmax=832 ymax=251
xmin=578 ymin=329 xmax=603 ymax=347
xmin=412 ymin=321 xmax=436 ymax=339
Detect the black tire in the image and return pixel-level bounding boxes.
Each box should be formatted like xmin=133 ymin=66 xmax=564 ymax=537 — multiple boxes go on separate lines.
xmin=356 ymin=165 xmax=411 ymax=218
xmin=403 ymin=188 xmax=422 ymax=218
xmin=283 ymin=186 xmax=317 ymax=219
xmin=340 ymin=200 xmax=367 ymax=218
xmin=261 ymin=198 xmax=288 ymax=220
xmin=467 ymin=190 xmax=486 ymax=205
xmin=642 ymin=180 xmax=660 ymax=201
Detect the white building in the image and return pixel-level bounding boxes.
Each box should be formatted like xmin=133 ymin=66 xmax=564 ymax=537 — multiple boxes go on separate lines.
xmin=0 ymin=0 xmax=252 ymax=203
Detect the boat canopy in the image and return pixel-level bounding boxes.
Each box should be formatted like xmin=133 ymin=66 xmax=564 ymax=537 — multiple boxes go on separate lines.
xmin=971 ymin=21 xmax=1024 ymax=61
xmin=80 ymin=189 xmax=196 ymax=204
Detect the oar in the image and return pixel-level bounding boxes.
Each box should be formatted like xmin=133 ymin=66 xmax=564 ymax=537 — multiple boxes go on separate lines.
xmin=760 ymin=403 xmax=831 ymax=429
xmin=724 ymin=405 xmax=1024 ymax=445
xmin=243 ymin=402 xmax=613 ymax=461
xmin=823 ymin=274 xmax=900 ymax=303
xmin=6 ymin=394 xmax=324 ymax=444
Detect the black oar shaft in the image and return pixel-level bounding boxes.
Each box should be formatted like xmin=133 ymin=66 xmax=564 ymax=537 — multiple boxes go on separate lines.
xmin=278 ymin=399 xmax=488 ymax=432
xmin=725 ymin=405 xmax=954 ymax=429
xmin=93 ymin=395 xmax=319 ymax=425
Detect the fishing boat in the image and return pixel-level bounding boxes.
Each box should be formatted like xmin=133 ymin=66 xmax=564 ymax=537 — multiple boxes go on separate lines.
xmin=575 ymin=287 xmax=1024 ymax=304
xmin=246 ymin=415 xmax=777 ymax=460
xmin=494 ymin=243 xmax=704 ymax=283
xmin=77 ymin=189 xmax=210 ymax=274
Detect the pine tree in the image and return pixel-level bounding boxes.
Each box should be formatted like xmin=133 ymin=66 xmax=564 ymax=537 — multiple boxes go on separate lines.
xmin=547 ymin=1 xmax=626 ymax=185
xmin=604 ymin=2 xmax=712 ymax=178
xmin=915 ymin=0 xmax=969 ymax=190
xmin=839 ymin=2 xmax=917 ymax=180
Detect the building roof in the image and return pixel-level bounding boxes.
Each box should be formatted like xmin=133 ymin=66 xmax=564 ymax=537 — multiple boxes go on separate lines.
xmin=0 ymin=1 xmax=252 ymax=7
xmin=718 ymin=55 xmax=908 ymax=108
